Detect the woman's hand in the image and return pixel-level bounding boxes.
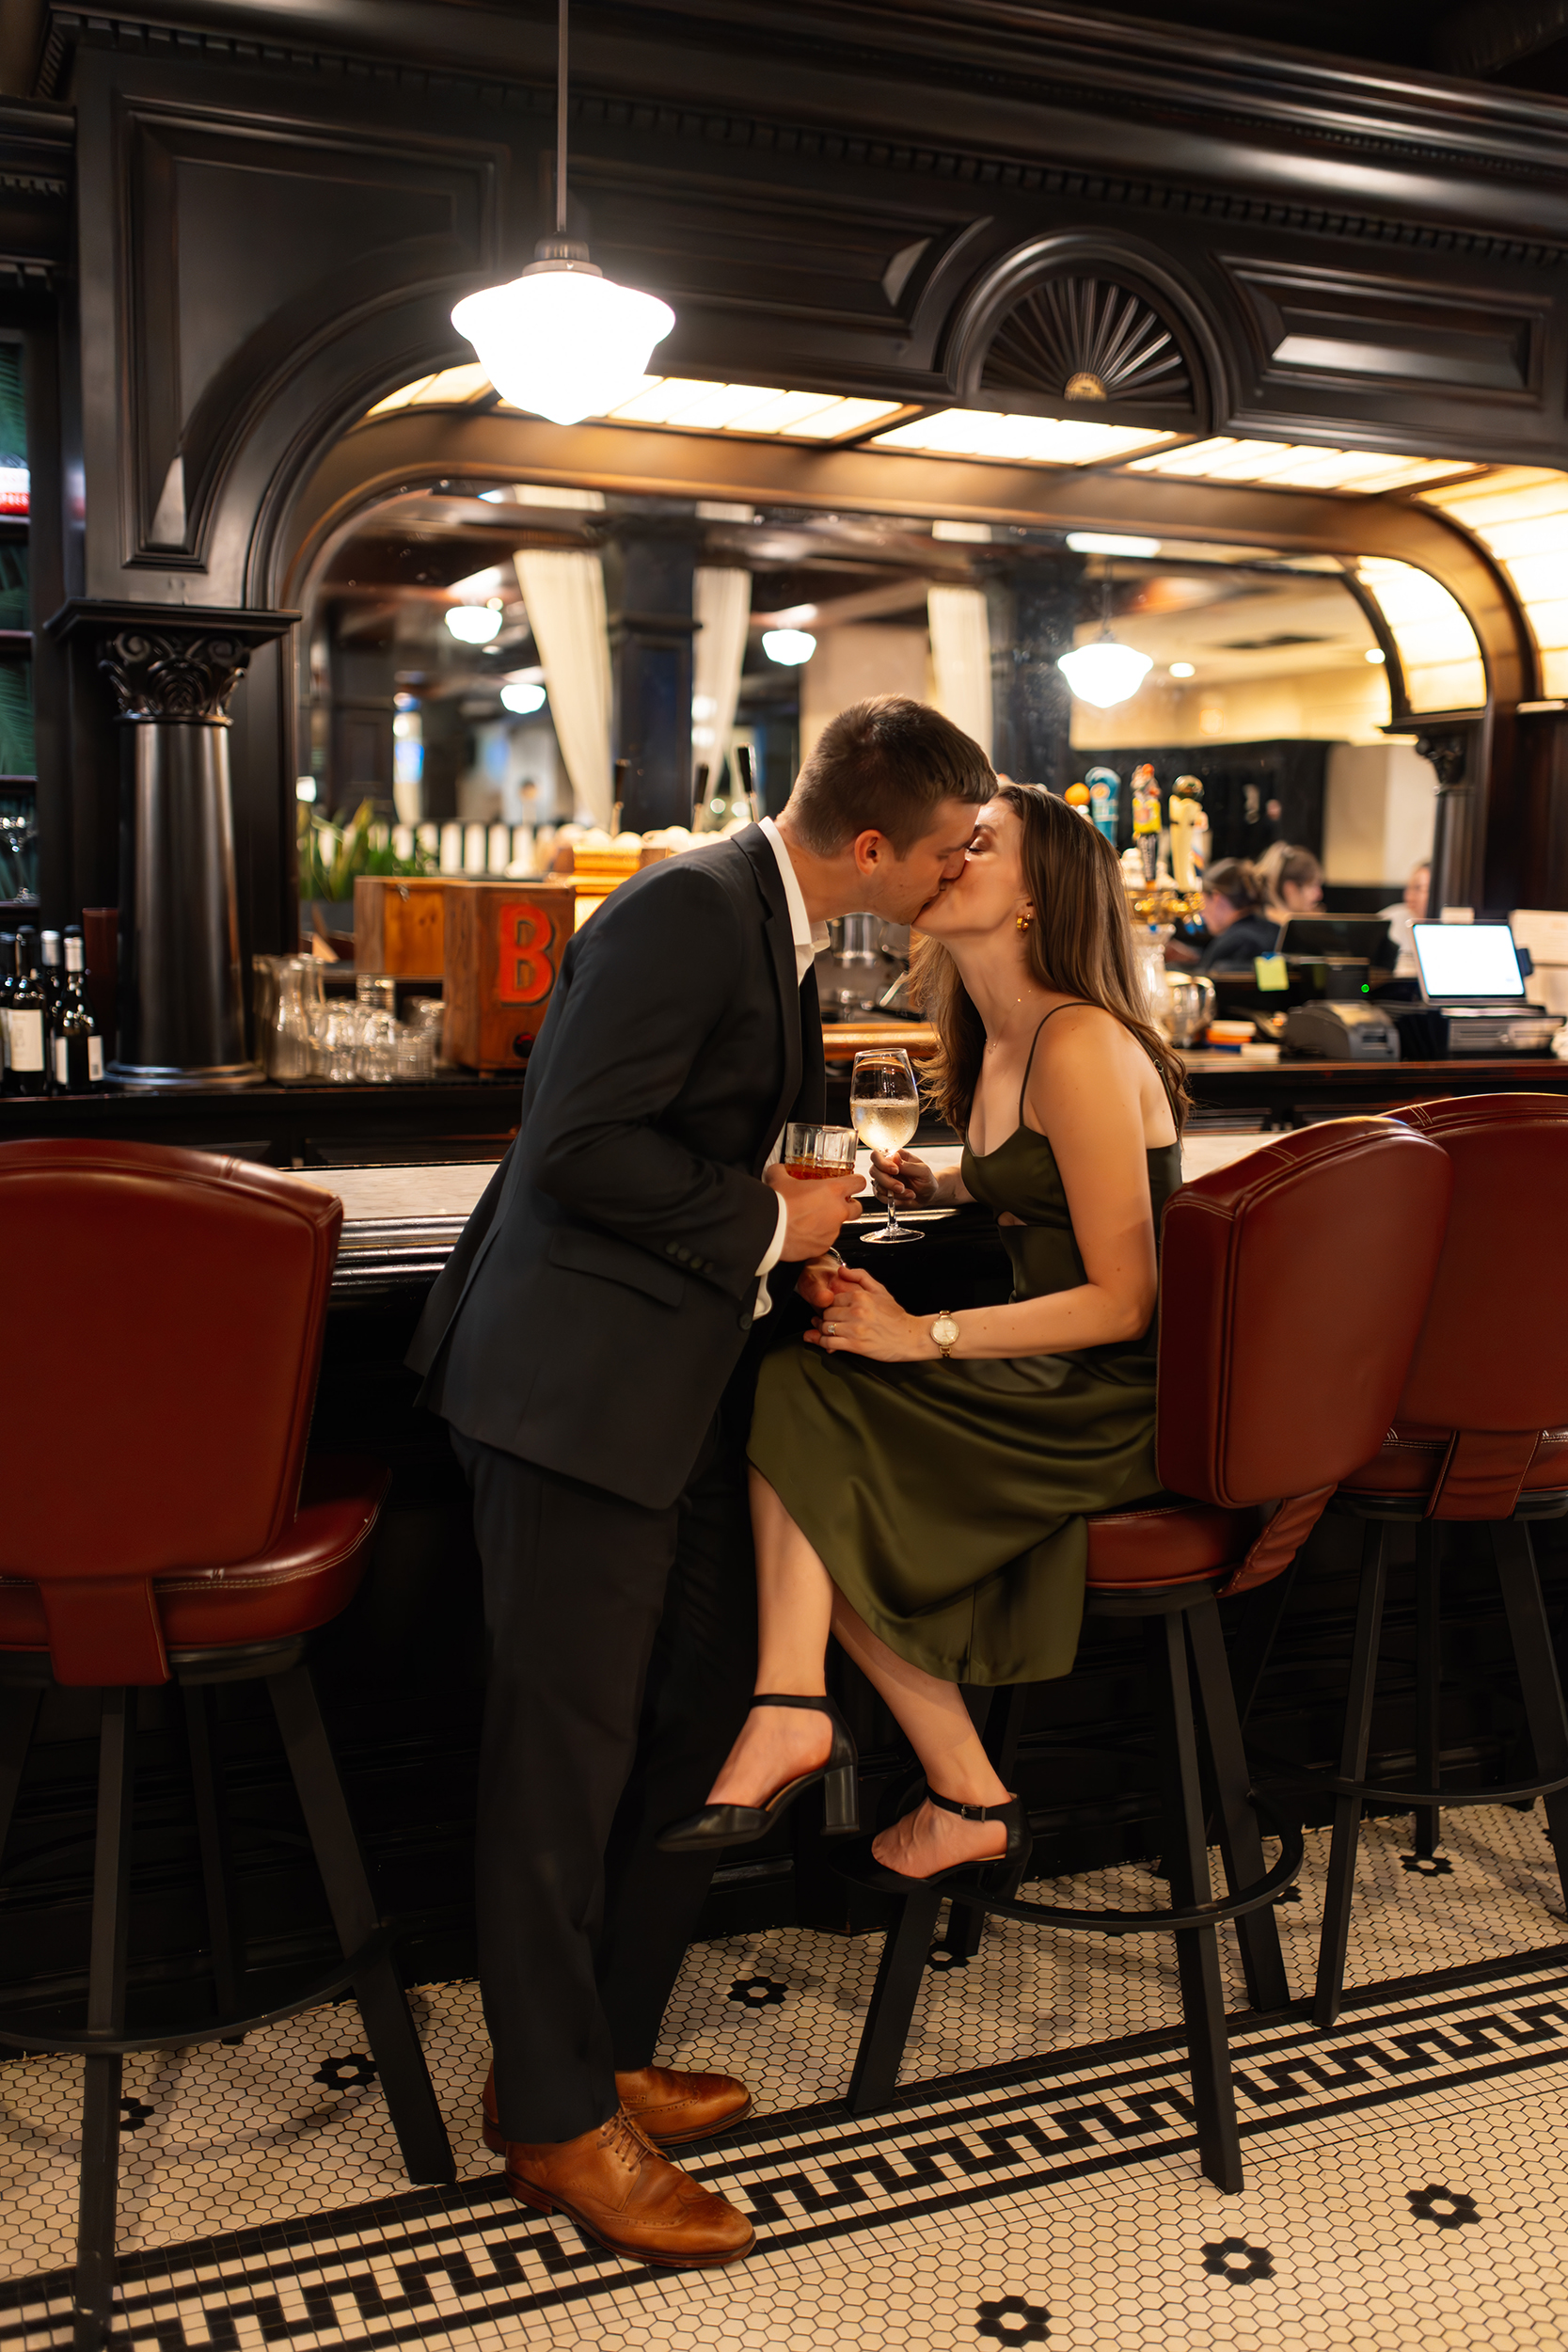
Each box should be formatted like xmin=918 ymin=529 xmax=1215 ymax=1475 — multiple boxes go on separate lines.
xmin=806 ymin=1265 xmax=930 ymax=1361
xmin=869 ymin=1148 xmax=938 ymax=1208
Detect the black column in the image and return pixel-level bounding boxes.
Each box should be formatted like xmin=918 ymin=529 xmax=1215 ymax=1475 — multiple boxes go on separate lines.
xmin=49 ymin=606 xmax=293 ymax=1086
xmin=987 ymin=552 xmax=1085 ymax=794
xmin=609 ymin=523 xmax=697 ymax=834
xmin=1416 ymin=723 xmax=1486 ymax=914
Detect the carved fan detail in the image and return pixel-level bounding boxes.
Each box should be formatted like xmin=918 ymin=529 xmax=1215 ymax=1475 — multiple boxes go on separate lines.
xmin=981 ymin=277 xmax=1193 ymax=411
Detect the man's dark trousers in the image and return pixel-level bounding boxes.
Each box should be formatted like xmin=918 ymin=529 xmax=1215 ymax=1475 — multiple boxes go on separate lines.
xmin=453 ymin=1376 xmax=759 ymax=2146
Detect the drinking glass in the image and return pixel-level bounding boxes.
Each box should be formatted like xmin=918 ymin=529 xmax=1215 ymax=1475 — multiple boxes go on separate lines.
xmin=849 ymin=1046 xmax=923 ymax=1244
xmin=309 ymin=1000 xmax=362 ymax=1083
xmin=356 ymin=972 xmax=398 ymax=1019
xmin=781 ymin=1121 xmax=858 ymax=1180
xmin=355 ymin=1009 xmax=403 ymax=1082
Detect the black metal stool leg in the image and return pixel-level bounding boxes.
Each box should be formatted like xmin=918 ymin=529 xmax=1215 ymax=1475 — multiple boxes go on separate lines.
xmin=75 ymin=1689 xmax=135 ymax=2352
xmin=1313 ymin=1520 xmax=1389 ymax=2029
xmin=0 ymin=1683 xmax=41 ymax=1862
xmin=847 ymin=1883 xmax=945 ymax=2116
xmin=182 ymin=1683 xmax=246 ymax=2028
xmin=1152 ymin=1613 xmax=1242 ymax=2193
xmin=1412 ymin=1524 xmax=1443 ymax=1862
xmin=1491 ymin=1519 xmax=1568 ymax=1908
xmin=266 ymin=1664 xmax=454 ymax=2185
xmin=1185 ymin=1599 xmax=1291 ymax=2015
xmin=942 ymin=1686 xmax=1029 ymax=1963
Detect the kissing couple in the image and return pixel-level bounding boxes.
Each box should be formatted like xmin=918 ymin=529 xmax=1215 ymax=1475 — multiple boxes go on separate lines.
xmin=408 ymin=695 xmax=1183 ymax=2266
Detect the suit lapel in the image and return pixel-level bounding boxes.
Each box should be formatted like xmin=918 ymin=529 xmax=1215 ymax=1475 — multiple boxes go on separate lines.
xmin=735 ymin=824 xmax=805 ymax=1175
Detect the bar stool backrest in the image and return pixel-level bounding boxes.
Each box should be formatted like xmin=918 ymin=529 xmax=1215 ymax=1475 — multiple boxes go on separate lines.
xmin=0 ymin=1138 xmax=342 ymax=1684
xmin=1387 ymin=1093 xmax=1568 ymax=1516
xmin=1157 ymin=1118 xmax=1451 ymax=1511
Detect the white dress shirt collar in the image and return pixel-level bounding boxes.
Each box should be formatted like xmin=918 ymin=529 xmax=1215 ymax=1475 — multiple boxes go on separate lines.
xmin=760 ymin=816 xmax=831 ymax=986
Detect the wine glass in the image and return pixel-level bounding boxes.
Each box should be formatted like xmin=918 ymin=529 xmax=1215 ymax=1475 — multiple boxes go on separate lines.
xmin=849 ymin=1047 xmax=924 ymax=1245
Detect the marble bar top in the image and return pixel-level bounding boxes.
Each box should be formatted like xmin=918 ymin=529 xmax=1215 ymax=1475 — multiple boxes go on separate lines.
xmin=322 ymin=1132 xmax=1272 ymax=1293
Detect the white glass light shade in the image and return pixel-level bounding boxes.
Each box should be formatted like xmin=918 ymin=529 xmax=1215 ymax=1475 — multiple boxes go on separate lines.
xmin=500 ymin=679 xmax=547 ymax=715
xmin=451 ymin=263 xmax=675 ymax=428
xmin=1057 ymin=637 xmax=1153 ymax=709
xmin=762 ymin=628 xmax=816 ymax=666
xmin=446 ymin=604 xmax=503 ymax=644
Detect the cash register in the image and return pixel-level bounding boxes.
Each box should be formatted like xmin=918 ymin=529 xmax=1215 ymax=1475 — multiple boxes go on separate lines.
xmin=1407 ymin=922 xmax=1562 ymax=1056
xmin=1278 ymin=916 xmax=1402 ymax=1060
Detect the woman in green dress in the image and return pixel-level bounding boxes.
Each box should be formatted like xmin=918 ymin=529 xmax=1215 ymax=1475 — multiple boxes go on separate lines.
xmin=659 ymin=783 xmax=1187 ymax=1888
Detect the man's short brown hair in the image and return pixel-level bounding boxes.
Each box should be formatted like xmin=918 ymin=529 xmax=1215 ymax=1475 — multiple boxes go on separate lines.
xmin=783 ymin=696 xmax=995 ymax=855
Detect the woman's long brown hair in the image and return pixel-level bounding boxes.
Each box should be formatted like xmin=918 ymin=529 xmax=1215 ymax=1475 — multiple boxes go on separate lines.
xmin=911 ymin=782 xmax=1191 ymax=1137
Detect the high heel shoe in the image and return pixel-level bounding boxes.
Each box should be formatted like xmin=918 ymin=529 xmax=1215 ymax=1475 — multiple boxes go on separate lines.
xmin=657 ymin=1695 xmax=859 ymax=1853
xmin=856 ymin=1788 xmax=1033 ymax=1895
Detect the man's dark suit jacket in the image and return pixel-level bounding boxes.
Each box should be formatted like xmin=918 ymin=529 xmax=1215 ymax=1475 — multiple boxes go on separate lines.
xmin=405 ymin=824 xmax=827 ymax=1510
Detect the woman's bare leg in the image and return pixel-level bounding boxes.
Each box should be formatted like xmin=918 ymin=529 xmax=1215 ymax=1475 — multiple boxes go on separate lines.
xmin=830 ymin=1592 xmax=1014 ymax=1877
xmin=704 ymin=1470 xmax=836 ymax=1805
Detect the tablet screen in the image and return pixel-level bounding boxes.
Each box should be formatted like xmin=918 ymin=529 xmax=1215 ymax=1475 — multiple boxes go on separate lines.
xmin=1412 ymin=922 xmax=1526 ymax=1000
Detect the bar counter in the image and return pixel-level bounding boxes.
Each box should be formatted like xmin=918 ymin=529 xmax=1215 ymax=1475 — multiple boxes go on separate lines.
xmin=5 ymin=1056 xmax=1568 ymax=2042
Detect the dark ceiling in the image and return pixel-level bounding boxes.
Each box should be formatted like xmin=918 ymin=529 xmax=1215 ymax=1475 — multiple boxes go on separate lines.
xmin=1067 ymin=0 xmax=1568 ymax=86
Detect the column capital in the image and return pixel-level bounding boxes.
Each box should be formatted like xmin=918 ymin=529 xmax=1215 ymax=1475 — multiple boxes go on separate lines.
xmin=1414 ymin=728 xmax=1472 ymax=791
xmin=43 ymin=602 xmax=298 ymax=722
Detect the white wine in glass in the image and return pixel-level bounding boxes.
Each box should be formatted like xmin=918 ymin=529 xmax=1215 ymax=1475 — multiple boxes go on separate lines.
xmin=850 ymin=1047 xmax=923 ymax=1245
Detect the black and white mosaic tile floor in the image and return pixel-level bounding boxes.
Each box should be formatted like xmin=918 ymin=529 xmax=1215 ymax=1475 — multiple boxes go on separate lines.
xmin=5 ymin=1804 xmax=1568 ymax=2349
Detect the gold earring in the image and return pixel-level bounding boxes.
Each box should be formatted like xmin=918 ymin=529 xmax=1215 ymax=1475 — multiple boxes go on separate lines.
xmin=1017 ymin=910 xmax=1033 ymax=933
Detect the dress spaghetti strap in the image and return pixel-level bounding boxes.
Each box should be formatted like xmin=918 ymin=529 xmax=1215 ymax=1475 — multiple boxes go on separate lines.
xmin=1016 ymin=1002 xmax=1092 ymax=1120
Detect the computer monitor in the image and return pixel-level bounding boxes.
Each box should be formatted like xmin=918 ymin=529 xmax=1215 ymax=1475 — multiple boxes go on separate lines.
xmin=1412 ymin=921 xmax=1527 ymax=1003
xmin=1276 ymin=916 xmax=1392 ymax=961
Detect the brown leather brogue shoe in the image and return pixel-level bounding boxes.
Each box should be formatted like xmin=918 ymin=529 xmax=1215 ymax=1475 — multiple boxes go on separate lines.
xmin=483 ymin=2062 xmax=751 ymax=2154
xmin=503 ymin=2107 xmax=755 ymax=2268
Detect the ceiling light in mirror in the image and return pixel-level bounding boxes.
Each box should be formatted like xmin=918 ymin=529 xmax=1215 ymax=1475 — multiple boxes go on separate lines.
xmin=1169 ymin=660 xmax=1196 ymax=677
xmin=446 ymin=605 xmax=504 ymax=644
xmin=762 ymin=628 xmax=817 ymax=666
xmin=1057 ymin=636 xmax=1153 ymax=708
xmin=871 ymin=410 xmax=1178 ymax=466
xmin=500 ymin=680 xmax=547 ymax=714
xmin=1066 ymin=532 xmax=1161 ymax=556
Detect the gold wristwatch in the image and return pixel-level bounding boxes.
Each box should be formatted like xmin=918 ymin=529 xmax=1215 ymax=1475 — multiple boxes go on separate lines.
xmin=930 ymin=1311 xmax=959 ymax=1360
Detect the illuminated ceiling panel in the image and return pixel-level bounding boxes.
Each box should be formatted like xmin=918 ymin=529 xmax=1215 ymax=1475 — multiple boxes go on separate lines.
xmin=366 ymin=365 xmax=493 ymax=414
xmin=870 ymin=410 xmax=1178 ymax=466
xmin=363 ymin=370 xmax=907 ymax=441
xmin=1356 ymin=558 xmax=1487 ymax=713
xmin=1127 ymin=438 xmax=1481 ymax=495
xmin=1419 ymin=468 xmax=1568 ymax=702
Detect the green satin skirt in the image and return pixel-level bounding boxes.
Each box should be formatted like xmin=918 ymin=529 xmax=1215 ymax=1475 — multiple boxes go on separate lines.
xmin=747 ymin=1341 xmax=1159 ymax=1687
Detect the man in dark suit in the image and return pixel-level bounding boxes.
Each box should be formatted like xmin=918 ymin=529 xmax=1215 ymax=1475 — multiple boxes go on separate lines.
xmin=407 ymin=696 xmax=993 ymax=2266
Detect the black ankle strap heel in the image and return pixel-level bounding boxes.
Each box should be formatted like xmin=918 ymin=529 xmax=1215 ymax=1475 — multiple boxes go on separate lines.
xmin=657 ymin=1695 xmax=861 ymax=1855
xmin=850 ymin=1787 xmax=1034 ymax=1894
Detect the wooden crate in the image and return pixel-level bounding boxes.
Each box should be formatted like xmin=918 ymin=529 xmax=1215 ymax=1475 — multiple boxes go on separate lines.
xmin=442 ymin=878 xmax=578 ymax=1071
xmin=354 ymin=875 xmax=452 ymax=977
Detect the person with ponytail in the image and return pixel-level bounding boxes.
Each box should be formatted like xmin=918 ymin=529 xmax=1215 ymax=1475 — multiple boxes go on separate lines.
xmin=1195 ymin=858 xmax=1281 ymax=974
xmin=660 ymin=782 xmax=1189 ymax=1890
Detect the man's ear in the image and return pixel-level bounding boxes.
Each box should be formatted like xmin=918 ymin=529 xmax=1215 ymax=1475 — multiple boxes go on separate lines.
xmin=851 ymin=829 xmax=885 ymax=877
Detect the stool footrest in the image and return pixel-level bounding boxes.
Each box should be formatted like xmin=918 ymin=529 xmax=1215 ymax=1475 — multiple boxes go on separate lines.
xmin=843 ymin=1798 xmax=1303 ymax=1937
xmin=0 ymin=1924 xmax=397 ymax=2057
xmin=1262 ymin=1769 xmax=1568 ymax=1810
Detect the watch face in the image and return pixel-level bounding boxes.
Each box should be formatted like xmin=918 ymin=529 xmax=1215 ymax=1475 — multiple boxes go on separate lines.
xmin=932 ymin=1315 xmax=959 ymax=1346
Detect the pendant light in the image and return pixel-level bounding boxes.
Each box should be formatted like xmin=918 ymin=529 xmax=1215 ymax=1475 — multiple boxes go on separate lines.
xmin=1056 ymin=563 xmax=1153 ymax=710
xmin=451 ymin=0 xmax=675 ymax=426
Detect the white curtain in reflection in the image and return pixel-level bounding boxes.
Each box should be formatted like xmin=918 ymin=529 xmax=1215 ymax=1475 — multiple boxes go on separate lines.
xmin=927 ymin=584 xmax=993 ymax=758
xmin=513 ymin=544 xmax=614 ymax=827
xmin=691 ymin=567 xmax=752 ymax=776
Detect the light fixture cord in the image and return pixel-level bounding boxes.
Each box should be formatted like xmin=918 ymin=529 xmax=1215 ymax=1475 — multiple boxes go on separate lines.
xmin=556 ymin=0 xmax=569 ymax=236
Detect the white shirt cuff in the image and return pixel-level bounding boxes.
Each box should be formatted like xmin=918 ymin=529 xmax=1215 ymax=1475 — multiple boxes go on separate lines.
xmin=752 ymin=1189 xmax=790 ymax=1318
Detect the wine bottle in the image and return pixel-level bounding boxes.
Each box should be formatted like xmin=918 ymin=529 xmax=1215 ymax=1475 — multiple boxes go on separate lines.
xmin=39 ymin=929 xmax=62 ymax=1024
xmin=0 ymin=930 xmax=13 ymax=1083
xmin=8 ymin=927 xmax=47 ymax=1098
xmin=52 ymin=931 xmax=104 ymax=1093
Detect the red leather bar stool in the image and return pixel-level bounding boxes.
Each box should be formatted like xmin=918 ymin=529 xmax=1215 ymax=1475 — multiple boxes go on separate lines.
xmin=0 ymin=1141 xmax=455 ymax=2349
xmin=840 ymin=1118 xmax=1452 ymax=2194
xmin=1300 ymin=1094 xmax=1568 ymax=2028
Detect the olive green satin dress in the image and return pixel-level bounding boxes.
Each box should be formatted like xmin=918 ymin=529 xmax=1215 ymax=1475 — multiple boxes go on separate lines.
xmin=748 ymin=1017 xmax=1182 ymax=1687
